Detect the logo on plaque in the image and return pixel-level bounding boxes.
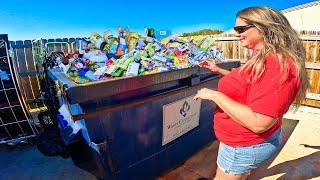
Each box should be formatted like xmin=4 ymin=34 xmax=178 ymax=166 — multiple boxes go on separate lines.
xmin=179 ymin=101 xmax=190 ymax=117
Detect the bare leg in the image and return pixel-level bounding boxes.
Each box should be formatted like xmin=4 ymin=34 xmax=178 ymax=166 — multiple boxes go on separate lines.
xmin=214 ymin=167 xmax=250 ymax=180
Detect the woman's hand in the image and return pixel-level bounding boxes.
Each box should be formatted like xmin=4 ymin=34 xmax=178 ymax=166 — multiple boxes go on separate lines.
xmin=193 ymin=88 xmax=216 ymax=101
xmin=198 ymin=60 xmax=221 ymax=73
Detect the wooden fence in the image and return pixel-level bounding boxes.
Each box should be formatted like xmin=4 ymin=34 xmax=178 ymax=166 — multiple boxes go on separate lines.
xmin=9 ymin=36 xmax=320 ymax=111
xmin=9 ymin=38 xmax=82 ymax=110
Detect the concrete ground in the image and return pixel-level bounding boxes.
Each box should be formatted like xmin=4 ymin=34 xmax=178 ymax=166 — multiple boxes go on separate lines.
xmin=160 ymin=106 xmax=320 ymax=179
xmin=1 ymin=106 xmax=320 ymax=180
xmin=0 ymin=144 xmax=95 ymax=180
xmin=248 ymin=106 xmax=320 ymax=180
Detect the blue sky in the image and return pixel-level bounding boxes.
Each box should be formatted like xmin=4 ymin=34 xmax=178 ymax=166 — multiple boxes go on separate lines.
xmin=0 ymin=0 xmax=316 ymax=40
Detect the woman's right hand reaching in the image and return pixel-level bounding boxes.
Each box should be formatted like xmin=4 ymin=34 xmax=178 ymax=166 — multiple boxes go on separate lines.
xmin=198 ymin=59 xmax=230 ymax=76
xmin=198 ymin=60 xmax=221 ymax=73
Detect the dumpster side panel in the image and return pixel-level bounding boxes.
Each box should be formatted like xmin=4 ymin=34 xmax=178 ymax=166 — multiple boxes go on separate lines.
xmin=99 ymin=78 xmax=218 ymax=179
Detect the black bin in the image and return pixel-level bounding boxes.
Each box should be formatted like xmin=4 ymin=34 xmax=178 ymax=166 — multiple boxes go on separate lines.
xmin=47 ymin=61 xmax=240 ymax=179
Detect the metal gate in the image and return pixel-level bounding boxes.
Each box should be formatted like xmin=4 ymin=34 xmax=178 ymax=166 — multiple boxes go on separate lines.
xmin=0 ymin=34 xmax=38 ymax=145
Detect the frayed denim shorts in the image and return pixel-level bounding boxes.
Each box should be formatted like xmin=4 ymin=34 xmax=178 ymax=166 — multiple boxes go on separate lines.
xmin=217 ymin=128 xmax=282 ymax=175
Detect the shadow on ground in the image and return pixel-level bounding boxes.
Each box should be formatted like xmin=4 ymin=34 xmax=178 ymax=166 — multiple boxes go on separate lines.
xmin=0 ymin=143 xmax=95 ymax=180
xmin=248 ymin=119 xmax=320 ymax=180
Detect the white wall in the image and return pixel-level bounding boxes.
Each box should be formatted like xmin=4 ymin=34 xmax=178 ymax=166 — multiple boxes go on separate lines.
xmin=283 ymin=3 xmax=320 ymax=32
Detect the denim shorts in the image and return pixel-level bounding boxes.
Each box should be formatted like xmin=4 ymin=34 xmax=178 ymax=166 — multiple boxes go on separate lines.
xmin=217 ymin=128 xmax=282 ymax=175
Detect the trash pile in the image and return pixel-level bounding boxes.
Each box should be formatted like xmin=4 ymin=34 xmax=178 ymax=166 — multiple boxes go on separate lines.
xmin=53 ymin=28 xmax=226 ymax=84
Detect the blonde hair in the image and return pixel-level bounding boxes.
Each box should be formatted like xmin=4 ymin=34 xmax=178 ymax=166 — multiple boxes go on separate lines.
xmin=237 ymin=6 xmax=309 ymax=107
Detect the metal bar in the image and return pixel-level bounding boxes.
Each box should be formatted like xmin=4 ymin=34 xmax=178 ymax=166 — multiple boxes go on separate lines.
xmin=4 ymin=70 xmax=27 ymax=137
xmin=0 ymin=134 xmax=36 ymax=144
xmin=0 ymin=104 xmax=21 ymax=110
xmin=0 ymin=119 xmax=29 ymax=126
xmin=0 ymin=119 xmax=13 ymax=140
xmin=0 ymin=88 xmax=16 ymax=91
xmin=0 ymin=81 xmax=13 ymax=140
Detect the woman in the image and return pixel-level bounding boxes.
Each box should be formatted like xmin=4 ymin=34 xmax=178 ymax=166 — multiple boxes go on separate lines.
xmin=194 ymin=6 xmax=309 ymax=180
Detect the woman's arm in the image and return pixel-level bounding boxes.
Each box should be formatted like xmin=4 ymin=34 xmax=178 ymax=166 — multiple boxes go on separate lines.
xmin=193 ymin=88 xmax=277 ymax=133
xmin=216 ymin=68 xmax=231 ymax=76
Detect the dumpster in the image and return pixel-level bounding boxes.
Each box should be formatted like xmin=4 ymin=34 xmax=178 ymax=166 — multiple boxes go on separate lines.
xmin=46 ymin=61 xmax=240 ymax=179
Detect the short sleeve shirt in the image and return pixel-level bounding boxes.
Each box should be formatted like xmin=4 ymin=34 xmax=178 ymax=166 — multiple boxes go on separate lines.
xmin=214 ymin=53 xmax=300 ymax=146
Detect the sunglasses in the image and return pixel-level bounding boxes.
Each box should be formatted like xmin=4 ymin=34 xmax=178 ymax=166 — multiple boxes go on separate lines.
xmin=233 ymin=24 xmax=255 ymax=34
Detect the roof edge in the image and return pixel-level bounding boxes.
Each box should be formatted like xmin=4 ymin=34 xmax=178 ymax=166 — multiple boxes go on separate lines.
xmin=281 ymin=0 xmax=320 ymax=13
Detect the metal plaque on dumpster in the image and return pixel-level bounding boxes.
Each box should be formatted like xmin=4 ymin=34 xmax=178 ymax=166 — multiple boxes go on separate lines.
xmin=162 ymin=96 xmax=201 ymax=146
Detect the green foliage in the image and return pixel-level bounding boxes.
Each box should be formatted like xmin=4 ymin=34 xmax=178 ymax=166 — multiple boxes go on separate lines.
xmin=182 ymin=29 xmax=223 ymax=37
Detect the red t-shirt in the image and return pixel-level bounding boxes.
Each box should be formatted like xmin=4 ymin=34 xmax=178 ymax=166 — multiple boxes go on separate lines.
xmin=214 ymin=52 xmax=300 ymax=147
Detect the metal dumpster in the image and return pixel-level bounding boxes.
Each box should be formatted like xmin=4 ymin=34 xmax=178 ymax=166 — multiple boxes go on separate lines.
xmin=47 ymin=61 xmax=240 ymax=179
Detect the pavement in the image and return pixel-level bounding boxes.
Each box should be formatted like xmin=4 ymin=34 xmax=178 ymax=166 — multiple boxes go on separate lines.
xmin=1 ymin=106 xmax=320 ymax=180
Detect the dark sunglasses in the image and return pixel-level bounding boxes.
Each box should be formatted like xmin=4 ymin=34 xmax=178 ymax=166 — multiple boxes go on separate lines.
xmin=233 ymin=24 xmax=255 ymax=34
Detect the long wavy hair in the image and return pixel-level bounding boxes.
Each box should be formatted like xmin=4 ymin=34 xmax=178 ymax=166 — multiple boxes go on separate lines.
xmin=237 ymin=6 xmax=309 ymax=107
